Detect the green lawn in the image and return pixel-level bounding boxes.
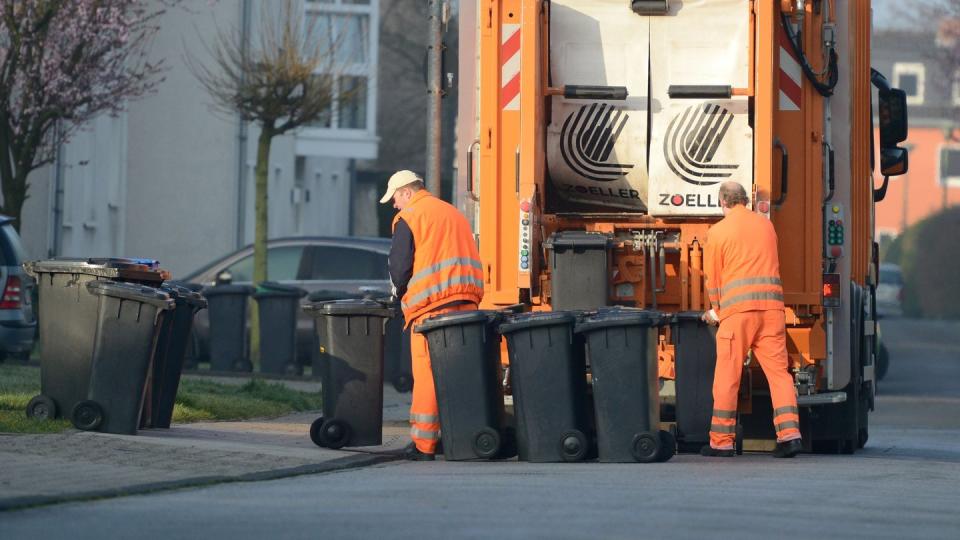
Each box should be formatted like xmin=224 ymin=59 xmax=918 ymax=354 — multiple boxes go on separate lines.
xmin=0 ymin=364 xmax=323 ymax=434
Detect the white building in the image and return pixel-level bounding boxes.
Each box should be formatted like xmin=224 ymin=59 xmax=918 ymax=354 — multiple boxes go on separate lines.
xmin=19 ymin=0 xmax=380 ymax=277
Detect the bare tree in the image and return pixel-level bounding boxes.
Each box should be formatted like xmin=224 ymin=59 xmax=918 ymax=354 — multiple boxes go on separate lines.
xmin=191 ymin=0 xmax=356 ymax=356
xmin=0 ymin=0 xmax=171 ymax=231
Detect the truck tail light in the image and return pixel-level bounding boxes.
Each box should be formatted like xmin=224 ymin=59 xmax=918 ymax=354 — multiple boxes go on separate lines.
xmin=823 ymin=273 xmax=841 ymax=308
xmin=0 ymin=275 xmax=22 ymax=309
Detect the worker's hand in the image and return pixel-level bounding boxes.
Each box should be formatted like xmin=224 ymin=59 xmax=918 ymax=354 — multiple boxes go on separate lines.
xmin=701 ymin=309 xmax=719 ymax=326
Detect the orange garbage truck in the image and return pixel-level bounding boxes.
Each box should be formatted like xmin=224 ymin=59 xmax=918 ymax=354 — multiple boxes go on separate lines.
xmin=459 ymin=0 xmax=909 ymax=453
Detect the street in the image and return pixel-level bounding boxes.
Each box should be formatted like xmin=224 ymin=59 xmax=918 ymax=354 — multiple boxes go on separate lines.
xmin=2 ymin=317 xmax=959 ymax=539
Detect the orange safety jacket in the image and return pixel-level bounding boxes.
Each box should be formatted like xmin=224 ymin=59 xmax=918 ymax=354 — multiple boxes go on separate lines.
xmin=391 ymin=190 xmax=484 ymax=322
xmin=704 ymin=205 xmax=785 ymax=320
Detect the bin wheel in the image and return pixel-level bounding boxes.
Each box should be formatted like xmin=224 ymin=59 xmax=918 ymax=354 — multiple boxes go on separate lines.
xmin=392 ymin=373 xmax=413 ymax=393
xmin=735 ymin=425 xmax=744 ymax=456
xmin=472 ymin=428 xmax=502 ymax=459
xmin=558 ymin=429 xmax=588 ymax=462
xmin=309 ymin=417 xmax=326 ymax=447
xmin=318 ymin=419 xmax=351 ymax=449
xmin=71 ymin=400 xmax=104 ymax=431
xmin=655 ymin=430 xmax=677 ymax=463
xmin=631 ymin=431 xmax=661 ymax=463
xmin=26 ymin=395 xmax=57 ymax=420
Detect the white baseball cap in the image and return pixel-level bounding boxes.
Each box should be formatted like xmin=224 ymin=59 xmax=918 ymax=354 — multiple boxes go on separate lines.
xmin=379 ymin=170 xmax=423 ymax=204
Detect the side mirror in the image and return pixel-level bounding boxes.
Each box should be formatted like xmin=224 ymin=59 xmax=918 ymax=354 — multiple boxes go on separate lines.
xmin=878 ymin=88 xmax=908 ymax=147
xmin=881 ymin=147 xmax=908 ymax=177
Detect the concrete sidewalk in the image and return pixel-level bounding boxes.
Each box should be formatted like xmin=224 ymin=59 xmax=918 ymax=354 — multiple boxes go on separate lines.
xmin=0 ymin=383 xmax=414 ymax=511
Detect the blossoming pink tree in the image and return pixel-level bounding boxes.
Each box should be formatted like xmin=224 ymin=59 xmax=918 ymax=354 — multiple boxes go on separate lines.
xmin=0 ymin=0 xmax=170 ymax=230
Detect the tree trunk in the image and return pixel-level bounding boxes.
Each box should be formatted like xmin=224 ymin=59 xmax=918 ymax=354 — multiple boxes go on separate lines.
xmin=250 ymin=127 xmax=273 ymax=367
xmin=0 ymin=129 xmax=30 ymax=233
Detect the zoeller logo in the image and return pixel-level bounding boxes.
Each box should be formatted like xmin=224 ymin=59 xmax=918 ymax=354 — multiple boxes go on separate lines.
xmin=560 ymin=103 xmax=634 ymax=182
xmin=663 ymin=103 xmax=739 ymax=186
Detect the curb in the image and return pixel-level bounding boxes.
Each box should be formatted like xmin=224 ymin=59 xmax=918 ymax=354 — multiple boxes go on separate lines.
xmin=0 ymin=452 xmax=401 ymax=512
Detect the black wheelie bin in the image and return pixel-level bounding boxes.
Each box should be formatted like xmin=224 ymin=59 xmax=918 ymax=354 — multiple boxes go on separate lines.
xmin=671 ymin=312 xmax=742 ymax=454
xmin=303 ymin=299 xmax=394 ymax=449
xmin=23 ymin=258 xmax=168 ymax=420
xmin=499 ymin=311 xmax=592 ymax=462
xmin=141 ymin=284 xmax=208 ymax=429
xmin=203 ymin=283 xmax=255 ymax=372
xmin=361 ymin=290 xmax=412 ymax=393
xmin=253 ymin=282 xmax=307 ymax=375
xmin=71 ymin=281 xmax=174 ymax=434
xmin=415 ymin=310 xmax=516 ymax=461
xmin=576 ymin=308 xmax=674 ymax=462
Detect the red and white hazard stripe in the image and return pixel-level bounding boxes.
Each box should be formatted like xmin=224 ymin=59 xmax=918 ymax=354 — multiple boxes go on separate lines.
xmin=501 ymin=24 xmax=521 ymax=111
xmin=778 ymin=30 xmax=801 ymax=111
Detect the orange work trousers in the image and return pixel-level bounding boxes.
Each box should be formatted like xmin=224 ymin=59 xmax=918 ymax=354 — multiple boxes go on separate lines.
xmin=408 ymin=302 xmax=478 ymax=453
xmin=710 ymin=310 xmax=801 ymax=449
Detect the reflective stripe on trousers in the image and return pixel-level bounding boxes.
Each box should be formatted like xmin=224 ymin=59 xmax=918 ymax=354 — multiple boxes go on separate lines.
xmin=408 ymin=302 xmax=479 ymax=454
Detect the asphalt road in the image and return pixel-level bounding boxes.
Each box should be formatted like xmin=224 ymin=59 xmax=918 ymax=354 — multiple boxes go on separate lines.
xmin=2 ymin=318 xmax=959 ymax=539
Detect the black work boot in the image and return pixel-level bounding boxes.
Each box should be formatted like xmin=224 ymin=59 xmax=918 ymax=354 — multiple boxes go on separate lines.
xmin=699 ymin=445 xmax=735 ymax=457
xmin=403 ymin=442 xmax=435 ymax=461
xmin=772 ymin=439 xmax=802 ymax=458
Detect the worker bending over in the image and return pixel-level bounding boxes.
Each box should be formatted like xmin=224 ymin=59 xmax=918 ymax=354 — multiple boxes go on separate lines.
xmin=701 ymin=181 xmax=802 ymax=458
xmin=381 ymin=170 xmax=484 ymax=461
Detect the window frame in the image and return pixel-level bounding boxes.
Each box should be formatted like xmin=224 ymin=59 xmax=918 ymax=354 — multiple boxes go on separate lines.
xmin=892 ymin=62 xmax=925 ymax=106
xmin=301 ymin=0 xmax=378 ymax=137
xmin=937 ymin=143 xmax=960 ymax=188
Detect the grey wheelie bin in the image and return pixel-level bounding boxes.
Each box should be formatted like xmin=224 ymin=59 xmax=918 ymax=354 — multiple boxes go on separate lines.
xmin=499 ymin=311 xmax=592 ymax=462
xmin=203 ymin=284 xmax=255 ymax=372
xmin=671 ymin=312 xmax=741 ymax=454
xmin=303 ymin=299 xmax=394 ymax=449
xmin=141 ymin=284 xmax=208 ymax=429
xmin=415 ymin=311 xmax=516 ymax=461
xmin=23 ymin=258 xmax=168 ymax=420
xmin=576 ymin=308 xmax=674 ymax=463
xmin=70 ymin=281 xmax=174 ymax=434
xmin=253 ymin=282 xmax=307 ymax=375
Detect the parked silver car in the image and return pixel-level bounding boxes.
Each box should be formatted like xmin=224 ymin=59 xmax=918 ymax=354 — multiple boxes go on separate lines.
xmin=0 ymin=215 xmax=36 ymax=362
xmin=876 ymin=262 xmax=904 ymax=318
xmin=179 ymin=236 xmax=397 ymax=372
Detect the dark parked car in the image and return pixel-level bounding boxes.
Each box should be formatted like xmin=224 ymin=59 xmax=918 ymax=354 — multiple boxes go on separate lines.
xmin=0 ymin=215 xmax=36 ymax=362
xmin=180 ymin=236 xmax=401 ymax=375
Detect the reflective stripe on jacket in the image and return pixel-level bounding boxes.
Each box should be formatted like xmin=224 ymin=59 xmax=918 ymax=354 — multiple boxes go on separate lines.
xmin=703 ymin=205 xmax=784 ymax=320
xmin=391 ymin=190 xmax=484 ymax=322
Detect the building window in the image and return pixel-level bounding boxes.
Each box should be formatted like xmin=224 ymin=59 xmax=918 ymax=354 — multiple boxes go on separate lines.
xmin=304 ymin=0 xmax=377 ymax=132
xmin=893 ymin=62 xmax=925 ymax=106
xmin=939 ymin=145 xmax=960 ymax=187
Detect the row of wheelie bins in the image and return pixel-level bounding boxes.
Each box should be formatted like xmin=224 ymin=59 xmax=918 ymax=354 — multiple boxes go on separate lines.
xmin=308 ymin=298 xmax=711 ymax=463
xmin=22 ymin=258 xmax=207 ymax=435
xmin=198 ymin=284 xmax=412 ymax=391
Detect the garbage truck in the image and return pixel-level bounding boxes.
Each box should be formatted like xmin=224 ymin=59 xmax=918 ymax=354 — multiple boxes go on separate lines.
xmin=459 ymin=0 xmax=909 ymax=453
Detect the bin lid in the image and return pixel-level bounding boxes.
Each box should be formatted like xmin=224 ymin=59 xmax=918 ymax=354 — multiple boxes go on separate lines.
xmin=306 ymin=289 xmax=363 ymax=302
xmin=23 ymin=257 xmax=169 ymax=282
xmin=498 ymin=311 xmax=578 ymax=334
xmin=543 ymin=231 xmax=612 ymax=250
xmin=253 ymin=281 xmax=307 ymax=299
xmin=202 ymin=284 xmax=255 ymax=297
xmin=414 ymin=310 xmax=500 ymax=334
xmin=303 ymin=298 xmax=394 ymax=318
xmin=575 ymin=307 xmax=664 ymax=334
xmin=160 ymin=283 xmax=208 ymax=309
xmin=86 ymin=281 xmax=174 ymax=309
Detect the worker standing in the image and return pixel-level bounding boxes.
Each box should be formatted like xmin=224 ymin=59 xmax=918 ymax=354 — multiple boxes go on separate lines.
xmin=381 ymin=170 xmax=484 ymax=461
xmin=700 ymin=181 xmax=802 ymax=458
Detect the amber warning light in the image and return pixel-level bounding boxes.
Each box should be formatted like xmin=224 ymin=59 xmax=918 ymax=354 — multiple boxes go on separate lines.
xmin=823 ymin=273 xmax=841 ymax=308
